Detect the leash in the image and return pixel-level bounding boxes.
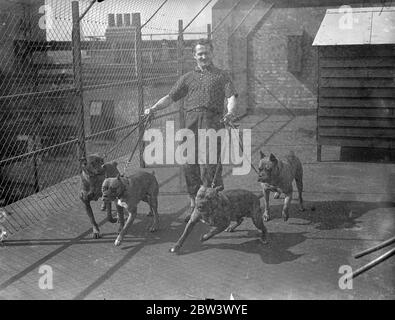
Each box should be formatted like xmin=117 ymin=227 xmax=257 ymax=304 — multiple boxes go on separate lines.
xmin=121 ymin=113 xmax=154 ymax=175
xmin=101 ymin=123 xmax=140 ymax=160
xmin=94 ymin=112 xmax=153 ymax=173
xmin=210 ymin=115 xmax=230 ymax=188
xmin=224 ymin=116 xmax=260 ymax=175
xmin=210 ymin=115 xmax=259 ymax=188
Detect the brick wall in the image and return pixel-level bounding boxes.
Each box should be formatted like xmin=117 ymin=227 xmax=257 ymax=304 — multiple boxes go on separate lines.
xmin=249 ymin=6 xmax=325 ymax=114
xmin=212 ymin=1 xmax=273 ymax=117
xmin=213 ymin=1 xmax=384 ymax=115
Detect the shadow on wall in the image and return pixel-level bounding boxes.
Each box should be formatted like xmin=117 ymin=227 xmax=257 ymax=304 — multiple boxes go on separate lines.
xmin=287 ymin=29 xmax=318 ymax=95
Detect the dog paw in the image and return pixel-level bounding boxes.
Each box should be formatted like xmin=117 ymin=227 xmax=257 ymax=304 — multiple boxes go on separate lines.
xmin=169 ymin=245 xmax=180 ymax=253
xmin=263 ymin=212 xmax=270 ymax=222
xmin=108 ymin=216 xmax=117 ymax=224
xmin=282 ymin=212 xmax=289 ymax=222
xmin=259 ymin=237 xmax=268 ymax=245
xmin=92 ymin=232 xmax=101 ymax=239
xmin=114 ymin=235 xmax=122 ymax=246
xmin=149 ymin=225 xmax=158 ymax=233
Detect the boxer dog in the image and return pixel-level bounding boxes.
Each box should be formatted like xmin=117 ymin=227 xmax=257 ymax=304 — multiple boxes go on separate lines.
xmin=80 ymin=154 xmax=123 ymax=239
xmin=257 ymin=151 xmax=305 ymax=222
xmin=170 ymin=186 xmax=268 ymax=253
xmin=101 ymin=171 xmax=159 ymax=246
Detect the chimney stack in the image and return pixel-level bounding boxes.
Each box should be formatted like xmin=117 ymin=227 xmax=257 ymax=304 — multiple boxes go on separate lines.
xmin=124 ymin=13 xmax=131 ymax=26
xmin=108 ymin=13 xmax=115 ymax=27
xmin=116 ymin=13 xmax=123 ymax=27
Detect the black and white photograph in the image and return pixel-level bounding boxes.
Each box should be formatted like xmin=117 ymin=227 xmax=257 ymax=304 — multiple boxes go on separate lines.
xmin=0 ymin=0 xmax=394 ymax=302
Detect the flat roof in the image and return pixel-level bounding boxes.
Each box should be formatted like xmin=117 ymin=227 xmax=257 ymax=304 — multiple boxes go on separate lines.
xmin=313 ymin=6 xmax=395 ymax=45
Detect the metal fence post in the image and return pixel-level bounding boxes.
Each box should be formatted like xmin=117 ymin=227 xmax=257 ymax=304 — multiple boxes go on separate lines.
xmin=177 ymin=19 xmax=186 ymax=192
xmin=207 ymin=24 xmax=211 ymax=40
xmin=177 ymin=20 xmax=185 ymax=128
xmin=132 ymin=13 xmax=145 ymax=168
xmin=71 ymin=1 xmax=86 ymax=163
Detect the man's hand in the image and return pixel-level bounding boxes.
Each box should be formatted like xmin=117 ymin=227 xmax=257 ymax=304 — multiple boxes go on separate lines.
xmin=221 ymin=112 xmax=239 ymax=128
xmin=222 ymin=112 xmax=235 ymax=124
xmin=145 ymin=95 xmax=172 ymax=117
xmin=144 ymin=107 xmax=155 ymax=116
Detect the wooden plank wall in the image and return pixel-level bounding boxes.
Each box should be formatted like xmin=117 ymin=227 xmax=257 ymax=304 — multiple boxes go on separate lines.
xmin=317 ymin=45 xmax=395 ymax=149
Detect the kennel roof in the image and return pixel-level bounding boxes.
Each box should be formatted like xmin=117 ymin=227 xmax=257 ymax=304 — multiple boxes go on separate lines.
xmin=313 ymin=6 xmax=395 ymax=46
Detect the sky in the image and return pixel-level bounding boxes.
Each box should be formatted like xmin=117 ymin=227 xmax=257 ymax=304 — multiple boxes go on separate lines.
xmin=45 ymin=0 xmax=215 ymax=40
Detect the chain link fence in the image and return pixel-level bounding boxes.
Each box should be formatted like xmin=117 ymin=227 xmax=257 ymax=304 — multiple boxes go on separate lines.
xmin=0 ymin=0 xmax=213 ymax=235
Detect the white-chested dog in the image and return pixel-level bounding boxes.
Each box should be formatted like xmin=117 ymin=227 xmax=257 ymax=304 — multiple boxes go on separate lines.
xmin=258 ymin=151 xmax=305 ymax=222
xmin=102 ymin=171 xmax=159 ymax=246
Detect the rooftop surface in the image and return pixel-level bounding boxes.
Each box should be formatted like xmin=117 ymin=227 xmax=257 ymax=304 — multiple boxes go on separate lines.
xmin=0 ymin=113 xmax=394 ymax=299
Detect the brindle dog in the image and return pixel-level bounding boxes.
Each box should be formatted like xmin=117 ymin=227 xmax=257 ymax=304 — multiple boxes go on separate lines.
xmin=170 ymin=186 xmax=268 ymax=253
xmin=257 ymin=151 xmax=305 ymax=222
xmin=80 ymin=154 xmax=123 ymax=239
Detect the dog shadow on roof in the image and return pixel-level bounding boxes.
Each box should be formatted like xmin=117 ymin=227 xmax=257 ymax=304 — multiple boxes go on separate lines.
xmin=175 ymin=230 xmax=307 ymax=265
xmin=268 ymin=200 xmax=395 ymax=231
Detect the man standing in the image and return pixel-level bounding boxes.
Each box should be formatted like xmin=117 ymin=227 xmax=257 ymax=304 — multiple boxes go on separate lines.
xmin=144 ymin=38 xmax=238 ymax=218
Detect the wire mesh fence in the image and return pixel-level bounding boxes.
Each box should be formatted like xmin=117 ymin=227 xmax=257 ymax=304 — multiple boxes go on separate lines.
xmin=0 ymin=0 xmax=212 ymax=235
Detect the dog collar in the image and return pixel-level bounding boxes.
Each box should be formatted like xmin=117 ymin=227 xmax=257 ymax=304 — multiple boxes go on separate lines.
xmin=115 ymin=176 xmax=129 ymax=198
xmin=82 ymin=168 xmax=105 ymax=178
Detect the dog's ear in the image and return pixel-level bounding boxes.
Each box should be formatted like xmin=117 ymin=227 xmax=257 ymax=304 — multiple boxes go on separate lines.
xmin=269 ymin=153 xmax=277 ymax=163
xmin=80 ymin=158 xmax=88 ymax=173
xmin=259 ymin=151 xmax=265 ymax=159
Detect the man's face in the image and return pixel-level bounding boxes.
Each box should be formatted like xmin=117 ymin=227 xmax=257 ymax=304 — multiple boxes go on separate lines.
xmin=193 ymin=44 xmax=213 ymax=68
